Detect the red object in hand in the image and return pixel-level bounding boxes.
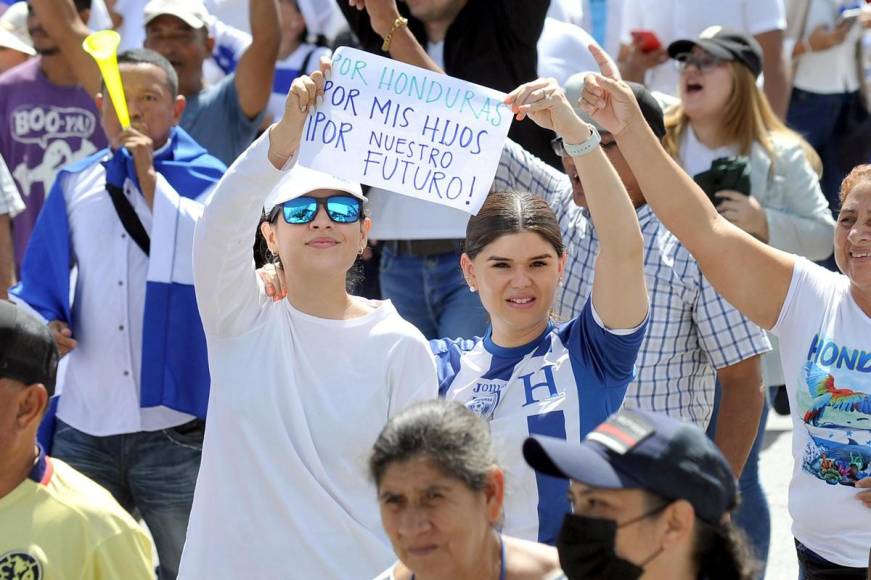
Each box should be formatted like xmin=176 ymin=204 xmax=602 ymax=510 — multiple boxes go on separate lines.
xmin=631 ymin=29 xmax=662 ymax=53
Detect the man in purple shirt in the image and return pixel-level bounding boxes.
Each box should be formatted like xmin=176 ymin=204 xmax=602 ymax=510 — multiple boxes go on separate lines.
xmin=0 ymin=0 xmax=107 ymax=295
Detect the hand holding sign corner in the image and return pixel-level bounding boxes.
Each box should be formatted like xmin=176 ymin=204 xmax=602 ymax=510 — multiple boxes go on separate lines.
xmin=296 ymin=47 xmax=512 ymax=215
xmin=504 ymin=78 xmax=590 ymax=145
xmin=268 ymin=59 xmax=331 ymax=168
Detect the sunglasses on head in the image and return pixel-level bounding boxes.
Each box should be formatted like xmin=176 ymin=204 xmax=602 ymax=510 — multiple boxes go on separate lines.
xmin=270 ymin=195 xmax=363 ymax=225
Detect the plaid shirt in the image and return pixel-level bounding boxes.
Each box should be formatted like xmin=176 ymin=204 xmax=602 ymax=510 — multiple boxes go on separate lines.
xmin=493 ymin=141 xmax=771 ymax=427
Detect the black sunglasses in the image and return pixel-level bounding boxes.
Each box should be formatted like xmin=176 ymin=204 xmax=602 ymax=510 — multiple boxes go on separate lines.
xmin=269 ymin=195 xmax=362 ymax=225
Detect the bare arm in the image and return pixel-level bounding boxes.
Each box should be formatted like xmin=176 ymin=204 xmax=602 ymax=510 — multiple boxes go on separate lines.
xmin=234 ymin=0 xmax=281 ymax=118
xmin=577 ymin=142 xmax=648 ymax=329
xmin=346 ymin=0 xmax=441 ymax=72
xmin=0 ymin=214 xmax=13 ymax=300
xmin=194 ymin=63 xmax=328 ymax=336
xmin=506 ymin=76 xmax=647 ymax=329
xmin=584 ymin=45 xmax=795 ymax=329
xmin=713 ymin=356 xmax=765 ymax=476
xmin=29 ymin=0 xmax=101 ymax=99
xmin=755 ymin=29 xmax=790 ymax=120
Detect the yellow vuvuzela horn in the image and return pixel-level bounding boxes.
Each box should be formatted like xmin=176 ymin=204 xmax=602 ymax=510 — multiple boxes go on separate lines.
xmin=82 ymin=30 xmax=130 ymax=128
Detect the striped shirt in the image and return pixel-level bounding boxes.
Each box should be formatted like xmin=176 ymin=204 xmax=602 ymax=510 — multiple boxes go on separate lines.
xmin=493 ymin=141 xmax=771 ymax=427
xmin=433 ymin=301 xmax=646 ymax=544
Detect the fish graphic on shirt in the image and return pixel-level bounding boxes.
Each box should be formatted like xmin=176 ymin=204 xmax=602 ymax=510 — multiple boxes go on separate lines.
xmin=799 ymin=362 xmax=871 ymax=485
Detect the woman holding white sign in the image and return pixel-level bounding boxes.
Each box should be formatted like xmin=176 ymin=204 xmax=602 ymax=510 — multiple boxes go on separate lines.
xmin=261 ymin=71 xmax=651 ymax=549
xmin=178 ymin=61 xmax=438 ymax=579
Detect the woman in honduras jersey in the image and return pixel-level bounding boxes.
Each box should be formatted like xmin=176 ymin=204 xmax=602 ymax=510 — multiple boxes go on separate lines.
xmin=430 ymin=73 xmax=650 ymax=545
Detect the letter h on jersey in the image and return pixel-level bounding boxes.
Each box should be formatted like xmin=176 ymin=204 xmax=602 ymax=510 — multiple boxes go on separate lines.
xmin=521 ymin=366 xmax=560 ymax=407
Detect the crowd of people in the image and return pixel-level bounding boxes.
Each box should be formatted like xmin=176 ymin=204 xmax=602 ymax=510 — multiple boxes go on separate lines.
xmin=0 ymin=0 xmax=870 ymax=579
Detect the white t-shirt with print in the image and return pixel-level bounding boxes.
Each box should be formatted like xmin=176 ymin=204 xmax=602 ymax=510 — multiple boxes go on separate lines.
xmin=772 ymin=258 xmax=871 ymax=567
xmin=620 ymin=0 xmax=786 ymax=95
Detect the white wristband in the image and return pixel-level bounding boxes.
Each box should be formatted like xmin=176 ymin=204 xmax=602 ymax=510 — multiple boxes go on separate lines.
xmin=562 ymin=125 xmax=601 ymax=157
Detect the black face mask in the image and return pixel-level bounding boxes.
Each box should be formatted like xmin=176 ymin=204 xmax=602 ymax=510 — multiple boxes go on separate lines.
xmin=556 ymin=510 xmax=665 ymax=580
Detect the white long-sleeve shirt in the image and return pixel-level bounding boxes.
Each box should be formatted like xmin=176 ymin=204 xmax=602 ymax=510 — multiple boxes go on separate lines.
xmin=180 ymin=132 xmax=438 ymax=579
xmin=56 ymin=158 xmax=195 ymax=435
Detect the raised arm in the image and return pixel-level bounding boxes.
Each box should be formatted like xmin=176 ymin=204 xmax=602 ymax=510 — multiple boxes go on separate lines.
xmin=194 ymin=62 xmax=328 ymax=336
xmin=29 ymin=0 xmax=101 ymax=99
xmin=344 ymin=0 xmax=441 ymax=72
xmin=505 ymin=76 xmax=647 ymax=330
xmin=583 ymin=45 xmax=795 ymax=329
xmin=233 ymin=0 xmax=281 ymax=119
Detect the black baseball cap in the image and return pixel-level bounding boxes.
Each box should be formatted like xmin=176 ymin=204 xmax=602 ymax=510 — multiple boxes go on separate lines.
xmin=0 ymin=301 xmax=58 ymax=396
xmin=523 ymin=408 xmax=737 ymax=525
xmin=668 ymin=27 xmax=763 ymax=78
xmin=563 ymin=73 xmax=666 ymax=141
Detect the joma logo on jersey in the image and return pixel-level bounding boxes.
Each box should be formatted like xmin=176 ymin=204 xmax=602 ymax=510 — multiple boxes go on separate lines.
xmin=520 ymin=365 xmax=564 ymax=407
xmin=466 ymin=382 xmax=504 ymax=418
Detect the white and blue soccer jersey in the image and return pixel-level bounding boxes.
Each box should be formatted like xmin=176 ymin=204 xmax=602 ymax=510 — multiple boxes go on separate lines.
xmin=431 ymin=300 xmax=646 ymax=545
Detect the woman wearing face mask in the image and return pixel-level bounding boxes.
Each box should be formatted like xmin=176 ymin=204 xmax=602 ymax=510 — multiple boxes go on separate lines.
xmin=179 ymin=62 xmax=438 ymax=579
xmin=371 ymin=399 xmax=567 ymax=580
xmin=430 ymin=77 xmax=649 ymax=545
xmin=524 ymin=408 xmax=756 ymax=580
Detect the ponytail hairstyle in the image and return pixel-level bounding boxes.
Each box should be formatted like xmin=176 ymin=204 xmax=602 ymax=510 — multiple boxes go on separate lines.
xmin=464 ymin=191 xmax=564 ymax=260
xmin=692 ymin=516 xmax=759 ymax=580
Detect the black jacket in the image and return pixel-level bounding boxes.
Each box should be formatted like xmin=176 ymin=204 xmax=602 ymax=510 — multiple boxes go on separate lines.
xmin=337 ymin=0 xmax=559 ymax=168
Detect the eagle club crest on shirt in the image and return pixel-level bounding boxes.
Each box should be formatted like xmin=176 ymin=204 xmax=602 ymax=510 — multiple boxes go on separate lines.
xmin=0 ymin=550 xmax=42 ymax=579
xmin=466 ymin=381 xmax=505 ymax=419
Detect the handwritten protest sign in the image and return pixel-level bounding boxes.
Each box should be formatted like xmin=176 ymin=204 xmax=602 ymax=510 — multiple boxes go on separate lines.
xmin=297 ymin=46 xmax=513 ymax=215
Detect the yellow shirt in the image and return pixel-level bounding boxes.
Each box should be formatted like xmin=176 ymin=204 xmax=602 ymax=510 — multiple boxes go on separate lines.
xmin=0 ymin=452 xmax=154 ymax=580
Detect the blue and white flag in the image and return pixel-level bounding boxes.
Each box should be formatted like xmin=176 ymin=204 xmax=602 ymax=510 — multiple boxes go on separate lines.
xmin=12 ymin=127 xmax=225 ymax=448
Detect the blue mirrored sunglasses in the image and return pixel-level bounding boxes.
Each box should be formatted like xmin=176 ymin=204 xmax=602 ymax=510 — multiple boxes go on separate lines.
xmin=271 ymin=195 xmax=362 ymax=225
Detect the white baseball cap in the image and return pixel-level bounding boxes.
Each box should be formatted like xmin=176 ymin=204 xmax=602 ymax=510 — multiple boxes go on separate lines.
xmin=263 ymin=164 xmax=365 ymax=215
xmin=0 ymin=3 xmax=35 ymax=56
xmin=143 ymin=0 xmax=210 ymax=30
